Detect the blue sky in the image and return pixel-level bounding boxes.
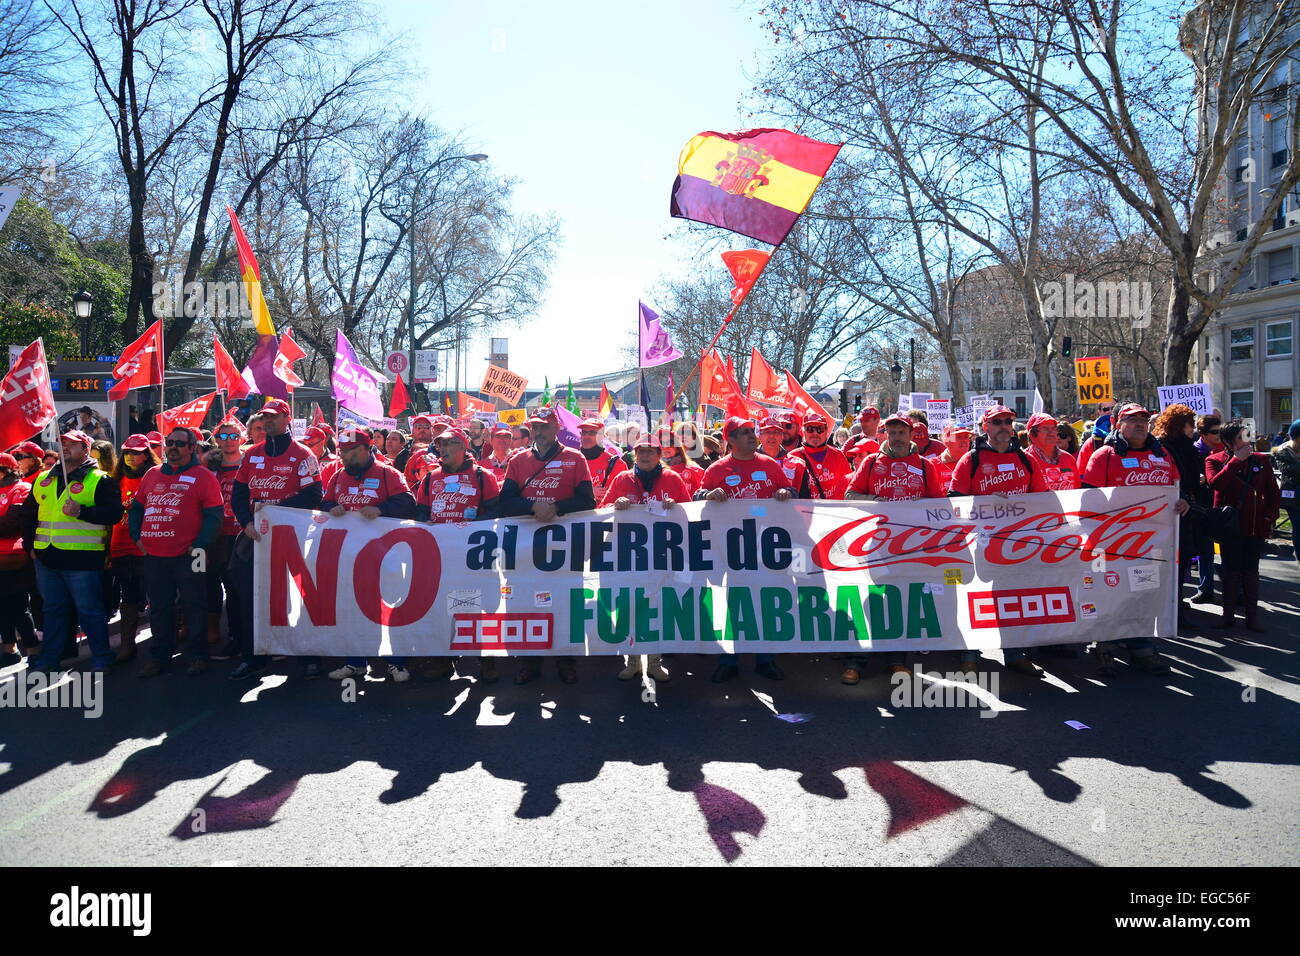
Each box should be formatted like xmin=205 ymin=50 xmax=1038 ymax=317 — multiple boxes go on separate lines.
xmin=380 ymin=0 xmax=775 ymax=391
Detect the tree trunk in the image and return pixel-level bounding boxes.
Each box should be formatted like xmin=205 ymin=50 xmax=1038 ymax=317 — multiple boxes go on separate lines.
xmin=1161 ymin=270 xmax=1195 ymax=386
xmin=939 ymin=334 xmax=966 ymax=406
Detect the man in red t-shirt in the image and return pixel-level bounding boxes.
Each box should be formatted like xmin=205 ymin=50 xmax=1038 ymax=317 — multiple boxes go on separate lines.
xmin=789 ymin=412 xmax=853 ymax=499
xmin=842 ymin=407 xmax=881 ymax=467
xmin=578 ymin=418 xmax=628 ymax=503
xmin=948 ymin=405 xmax=1047 ymax=498
xmin=1080 ymin=404 xmax=1188 ymax=676
xmin=947 ymin=406 xmax=1047 ymax=676
xmin=906 ymin=411 xmax=945 ymax=458
xmin=699 ymin=417 xmax=794 ymax=684
xmin=227 ymin=398 xmax=323 ymax=680
xmin=322 ymin=426 xmax=418 ymax=684
xmin=1024 ymin=412 xmax=1081 ymax=491
xmin=846 ymin=413 xmax=945 ymax=501
xmin=499 ymin=408 xmax=596 ymax=685
xmin=206 ymin=419 xmax=245 ymax=661
xmin=757 ymin=417 xmax=809 ymax=496
xmin=479 ymin=425 xmax=515 ymax=484
xmin=933 ymin=424 xmax=973 ymax=489
xmin=129 ymin=427 xmax=224 ymax=676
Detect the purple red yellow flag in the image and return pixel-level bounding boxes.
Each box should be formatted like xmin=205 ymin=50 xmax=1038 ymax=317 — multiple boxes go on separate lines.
xmin=670 ymin=128 xmax=841 ymax=246
xmin=226 ymin=205 xmax=275 ymax=335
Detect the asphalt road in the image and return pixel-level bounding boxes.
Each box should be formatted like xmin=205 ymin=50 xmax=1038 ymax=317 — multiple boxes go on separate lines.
xmin=1 ymin=551 xmax=1297 ymax=867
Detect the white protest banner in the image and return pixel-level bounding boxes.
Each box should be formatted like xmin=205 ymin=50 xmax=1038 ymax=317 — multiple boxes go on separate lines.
xmin=254 ymin=487 xmax=1179 ymax=657
xmin=909 ymin=392 xmax=933 ymax=411
xmin=472 ymin=411 xmax=497 ymax=426
xmin=1157 ymin=384 xmax=1213 ymax=416
xmin=371 ymin=416 xmax=398 ymax=430
xmin=0 ymin=187 xmax=20 ymax=233
xmin=622 ymin=405 xmax=648 ymax=432
xmin=480 ymin=364 xmax=527 ymax=405
xmin=971 ymin=398 xmax=996 ymax=425
xmin=926 ymin=399 xmax=951 ymax=430
xmin=898 ymin=394 xmax=912 ymax=414
xmin=291 ymin=418 xmax=307 ymax=439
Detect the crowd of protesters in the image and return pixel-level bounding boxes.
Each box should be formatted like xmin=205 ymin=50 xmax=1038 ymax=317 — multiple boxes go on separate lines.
xmin=0 ymin=395 xmax=1293 ymax=689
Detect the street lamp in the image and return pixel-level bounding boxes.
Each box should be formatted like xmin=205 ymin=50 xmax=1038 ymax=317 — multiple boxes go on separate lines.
xmin=889 ymin=353 xmax=902 ymax=384
xmin=73 ymin=289 xmax=93 ymax=354
xmin=406 ymin=152 xmax=490 ymax=398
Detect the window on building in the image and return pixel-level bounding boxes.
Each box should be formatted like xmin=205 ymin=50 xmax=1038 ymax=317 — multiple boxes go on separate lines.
xmin=1267 ymin=247 xmax=1294 ymax=284
xmin=1014 ymin=396 xmax=1027 ymax=419
xmin=991 ymin=367 xmax=1004 ymax=390
xmin=1014 ymin=367 xmax=1027 ymax=390
xmin=971 ymin=367 xmax=983 ymax=391
xmin=1230 ymin=327 xmax=1254 ymax=361
xmin=1266 ymin=320 xmax=1293 ymax=357
xmin=1230 ymin=390 xmax=1254 ymax=420
xmin=1232 ymin=258 xmax=1255 ymax=293
xmin=1272 ymin=115 xmax=1290 ymax=168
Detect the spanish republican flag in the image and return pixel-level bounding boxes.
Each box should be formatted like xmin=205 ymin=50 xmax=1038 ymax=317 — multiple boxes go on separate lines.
xmin=226 ymin=205 xmax=275 ymax=335
xmin=598 ymin=383 xmax=614 ymax=418
xmin=671 ymin=129 xmax=841 ymax=246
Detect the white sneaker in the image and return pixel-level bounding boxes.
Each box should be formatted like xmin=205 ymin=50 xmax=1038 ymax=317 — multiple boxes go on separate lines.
xmin=387 ymin=664 xmax=411 ymax=683
xmin=328 ymin=663 xmax=367 ymax=680
xmin=618 ymin=657 xmax=642 ymax=680
xmin=645 ymin=655 xmax=670 ymax=682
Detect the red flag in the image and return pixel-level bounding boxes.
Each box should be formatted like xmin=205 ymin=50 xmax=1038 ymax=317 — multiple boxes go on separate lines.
xmin=0 ymin=340 xmax=57 ymax=449
xmin=598 ymin=383 xmax=614 ymax=418
xmin=160 ymin=391 xmax=218 ymax=435
xmin=721 ymin=250 xmax=771 ymax=307
xmin=746 ymin=347 xmax=790 ymax=406
xmin=389 ymin=373 xmax=412 ymax=418
xmin=785 ymin=371 xmax=835 ymax=425
xmin=310 ymin=403 xmax=325 ymax=427
xmin=273 ymin=328 xmax=306 ymax=390
xmin=108 ymin=320 xmax=164 ymax=401
xmin=458 ymin=392 xmax=494 ymax=416
xmin=213 ymin=335 xmax=250 ymax=400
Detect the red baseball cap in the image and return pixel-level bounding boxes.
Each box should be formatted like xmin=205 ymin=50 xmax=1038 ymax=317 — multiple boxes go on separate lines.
xmin=337 ymin=426 xmax=372 ymax=446
xmin=121 ymin=434 xmax=151 ymax=452
xmin=981 ymin=405 xmax=1017 ymax=425
xmin=1025 ymin=413 xmax=1059 ymax=432
xmin=260 ymin=399 xmax=292 ymax=418
xmin=774 ymin=410 xmax=799 ymax=426
xmin=723 ymin=416 xmax=756 ymax=439
xmin=304 ymin=426 xmax=328 ymax=445
xmin=12 ymin=442 xmax=44 ymax=458
xmin=410 ymin=414 xmax=434 ymax=427
xmin=1115 ymin=403 xmax=1153 ymax=421
xmin=489 ymin=425 xmax=512 ymax=438
xmin=803 ymin=412 xmax=829 ymax=427
xmin=859 ymin=407 xmax=881 ymax=422
xmin=0 ymin=453 xmax=17 ymax=471
xmin=881 ymin=413 xmax=915 ymax=430
xmin=439 ymin=427 xmax=469 ymax=445
xmin=942 ymin=423 xmax=973 ymax=441
xmin=632 ymin=436 xmax=662 ymax=451
xmin=61 ymin=430 xmax=92 ymax=447
xmin=146 ymin=431 xmax=163 ymax=446
xmin=578 ymin=418 xmax=604 ymax=431
xmin=757 ymin=417 xmax=784 ymax=433
xmin=526 ymin=408 xmax=559 ymax=427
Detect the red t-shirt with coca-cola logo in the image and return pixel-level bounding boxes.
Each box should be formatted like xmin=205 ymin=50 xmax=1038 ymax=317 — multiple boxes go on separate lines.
xmin=1081 ymin=442 xmax=1180 ymax=489
xmin=949 ymin=445 xmax=1046 ymax=496
xmin=599 ymin=466 xmax=690 ymax=507
xmin=504 ymin=445 xmax=590 ymax=505
xmin=213 ymin=464 xmax=241 ymax=536
xmin=1027 ymin=445 xmax=1081 ymax=491
xmin=701 ymin=453 xmax=791 ymax=499
xmin=848 ymin=451 xmax=945 ymax=500
xmin=419 ymin=461 xmax=500 ymax=521
xmin=789 ymin=444 xmax=852 ymax=499
xmin=326 ymin=458 xmax=410 ymax=511
xmin=135 ymin=463 xmax=224 ymax=557
xmin=234 ymin=438 xmax=321 ymax=503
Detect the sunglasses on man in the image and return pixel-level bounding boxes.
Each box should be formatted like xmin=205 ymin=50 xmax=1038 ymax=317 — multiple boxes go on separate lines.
xmin=988 ymin=417 xmax=1015 ymax=427
xmin=164 ymin=439 xmax=192 ymax=448
xmin=215 ymin=432 xmax=240 ymax=440
xmin=805 ymin=425 xmax=827 ymax=433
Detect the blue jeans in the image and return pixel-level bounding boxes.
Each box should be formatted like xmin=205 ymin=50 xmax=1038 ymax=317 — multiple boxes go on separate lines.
xmin=1285 ymin=505 xmax=1300 ymax=562
xmin=1196 ymin=535 xmax=1216 ymax=595
xmin=34 ymin=563 xmax=113 ymax=670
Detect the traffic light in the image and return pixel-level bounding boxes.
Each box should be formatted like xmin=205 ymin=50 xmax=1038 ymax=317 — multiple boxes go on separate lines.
xmin=1062 ymin=336 xmax=1073 ymax=358
xmin=838 ymin=388 xmax=848 ymax=415
xmin=854 ymin=395 xmax=862 ymax=413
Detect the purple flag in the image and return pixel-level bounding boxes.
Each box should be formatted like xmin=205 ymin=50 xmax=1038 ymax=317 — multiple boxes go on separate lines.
xmin=331 ymin=329 xmax=384 ymax=419
xmin=638 ymin=302 xmax=683 ymax=368
xmin=241 ymin=334 xmax=290 ymax=399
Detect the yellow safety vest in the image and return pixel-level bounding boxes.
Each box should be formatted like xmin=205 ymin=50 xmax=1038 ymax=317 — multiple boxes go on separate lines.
xmin=31 ymin=466 xmax=109 ymax=551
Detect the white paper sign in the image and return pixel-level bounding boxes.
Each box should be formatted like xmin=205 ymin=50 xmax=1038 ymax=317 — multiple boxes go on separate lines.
xmin=955 ymin=405 xmax=975 ymax=428
xmin=291 ymin=418 xmax=307 ymax=438
xmin=926 ymin=399 xmax=951 ymax=429
xmin=1157 ymin=384 xmax=1213 ymax=416
xmin=898 ymin=394 xmax=912 ymax=414
xmin=0 ymin=187 xmax=20 ymax=233
xmin=909 ymin=392 xmax=933 ymax=411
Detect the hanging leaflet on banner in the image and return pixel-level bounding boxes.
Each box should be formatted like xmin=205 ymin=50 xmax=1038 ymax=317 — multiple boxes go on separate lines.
xmin=253 ymin=486 xmax=1179 ymax=658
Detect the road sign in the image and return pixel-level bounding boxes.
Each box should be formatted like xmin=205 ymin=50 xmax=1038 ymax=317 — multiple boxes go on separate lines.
xmin=383 ymin=351 xmax=409 ymax=382
xmin=489 ymin=337 xmax=508 ymax=367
